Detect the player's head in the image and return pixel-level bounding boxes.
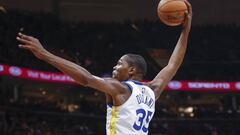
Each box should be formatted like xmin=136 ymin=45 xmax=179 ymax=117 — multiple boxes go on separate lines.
xmin=112 ymin=54 xmax=147 ymax=81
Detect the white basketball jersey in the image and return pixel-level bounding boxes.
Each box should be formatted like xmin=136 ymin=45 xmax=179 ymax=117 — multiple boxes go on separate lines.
xmin=106 ymin=80 xmax=155 ymax=135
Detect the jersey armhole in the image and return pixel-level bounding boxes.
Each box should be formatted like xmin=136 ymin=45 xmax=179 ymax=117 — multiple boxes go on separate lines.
xmin=111 ymin=81 xmax=134 ymax=108
xmin=122 ymin=81 xmax=133 ymax=92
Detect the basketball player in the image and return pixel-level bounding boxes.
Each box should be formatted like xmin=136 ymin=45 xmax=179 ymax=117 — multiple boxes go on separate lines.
xmin=17 ymin=1 xmax=192 ymax=134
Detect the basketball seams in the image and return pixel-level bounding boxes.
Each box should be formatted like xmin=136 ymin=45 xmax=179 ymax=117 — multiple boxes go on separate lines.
xmin=160 ymin=14 xmax=184 ymax=23
xmin=159 ymin=9 xmax=187 ymax=13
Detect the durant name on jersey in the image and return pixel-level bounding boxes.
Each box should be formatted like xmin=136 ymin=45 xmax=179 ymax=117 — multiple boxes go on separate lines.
xmin=136 ymin=94 xmax=154 ymax=109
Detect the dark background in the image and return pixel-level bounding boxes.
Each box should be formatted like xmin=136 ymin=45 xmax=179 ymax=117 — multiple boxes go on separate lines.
xmin=1 ymin=0 xmax=240 ymax=135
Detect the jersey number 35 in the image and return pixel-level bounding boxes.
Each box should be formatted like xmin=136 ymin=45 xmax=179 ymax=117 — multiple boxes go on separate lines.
xmin=133 ymin=108 xmax=153 ymax=133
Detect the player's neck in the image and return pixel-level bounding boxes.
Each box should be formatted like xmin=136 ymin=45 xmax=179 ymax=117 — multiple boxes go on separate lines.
xmin=129 ymin=75 xmax=142 ymax=82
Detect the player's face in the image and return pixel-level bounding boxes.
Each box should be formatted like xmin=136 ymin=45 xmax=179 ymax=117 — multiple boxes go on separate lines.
xmin=112 ymin=56 xmax=131 ymax=81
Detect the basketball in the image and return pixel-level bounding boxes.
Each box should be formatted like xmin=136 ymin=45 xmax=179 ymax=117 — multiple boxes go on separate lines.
xmin=157 ymin=0 xmax=188 ymax=26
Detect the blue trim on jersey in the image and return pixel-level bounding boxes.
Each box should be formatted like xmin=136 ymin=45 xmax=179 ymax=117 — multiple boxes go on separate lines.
xmin=107 ymin=103 xmax=113 ymax=108
xmin=122 ymin=81 xmax=133 ymax=92
xmin=124 ymin=80 xmax=143 ymax=85
xmin=130 ymin=80 xmax=143 ymax=85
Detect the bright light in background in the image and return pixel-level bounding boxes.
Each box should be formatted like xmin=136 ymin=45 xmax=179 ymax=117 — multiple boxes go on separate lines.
xmin=0 ymin=6 xmax=7 ymax=13
xmin=179 ymin=107 xmax=194 ymax=117
xmin=179 ymin=107 xmax=193 ymax=113
xmin=190 ymin=113 xmax=194 ymax=117
xmin=185 ymin=107 xmax=194 ymax=113
xmin=42 ymin=91 xmax=46 ymax=95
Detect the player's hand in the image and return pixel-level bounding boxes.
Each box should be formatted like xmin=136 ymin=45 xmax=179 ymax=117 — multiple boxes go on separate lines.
xmin=17 ymin=33 xmax=48 ymax=60
xmin=183 ymin=0 xmax=192 ymax=32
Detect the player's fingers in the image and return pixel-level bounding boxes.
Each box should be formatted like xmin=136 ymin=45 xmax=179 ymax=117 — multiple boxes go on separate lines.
xmin=16 ymin=36 xmax=33 ymax=45
xmin=18 ymin=33 xmax=35 ymax=41
xmin=184 ymin=11 xmax=188 ymax=20
xmin=184 ymin=0 xmax=190 ymax=7
xmin=184 ymin=0 xmax=192 ymax=14
xmin=183 ymin=11 xmax=188 ymax=24
xmin=18 ymin=44 xmax=34 ymax=50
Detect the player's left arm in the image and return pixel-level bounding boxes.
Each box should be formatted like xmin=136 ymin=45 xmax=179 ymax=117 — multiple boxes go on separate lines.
xmin=148 ymin=1 xmax=192 ymax=100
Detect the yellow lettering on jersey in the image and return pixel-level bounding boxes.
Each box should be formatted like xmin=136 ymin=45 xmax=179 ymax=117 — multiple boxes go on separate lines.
xmin=110 ymin=106 xmax=118 ymax=135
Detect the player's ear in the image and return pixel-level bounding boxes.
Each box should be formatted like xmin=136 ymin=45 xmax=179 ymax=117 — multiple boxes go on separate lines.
xmin=129 ymin=66 xmax=137 ymax=75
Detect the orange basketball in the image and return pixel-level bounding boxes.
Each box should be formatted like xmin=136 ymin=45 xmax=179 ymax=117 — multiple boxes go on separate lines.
xmin=157 ymin=0 xmax=187 ymax=26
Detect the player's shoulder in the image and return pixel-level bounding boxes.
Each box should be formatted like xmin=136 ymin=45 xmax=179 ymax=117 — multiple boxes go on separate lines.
xmin=103 ymin=77 xmax=129 ymax=89
xmin=102 ymin=77 xmax=120 ymax=83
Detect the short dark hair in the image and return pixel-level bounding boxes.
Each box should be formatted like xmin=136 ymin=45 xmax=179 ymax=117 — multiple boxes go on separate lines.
xmin=124 ymin=54 xmax=147 ymax=76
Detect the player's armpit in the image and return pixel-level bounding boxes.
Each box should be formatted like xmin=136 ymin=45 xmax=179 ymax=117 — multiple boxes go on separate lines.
xmin=148 ymin=64 xmax=177 ymax=99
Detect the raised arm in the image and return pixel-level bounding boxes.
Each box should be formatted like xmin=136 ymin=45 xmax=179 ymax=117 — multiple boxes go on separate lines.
xmin=149 ymin=1 xmax=192 ymax=99
xmin=17 ymin=33 xmax=127 ymax=96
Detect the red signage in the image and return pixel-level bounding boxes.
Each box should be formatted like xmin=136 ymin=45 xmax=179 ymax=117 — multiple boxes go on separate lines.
xmin=166 ymin=81 xmax=240 ymax=91
xmin=0 ymin=64 xmax=75 ymax=84
xmin=1 ymin=64 xmax=240 ymax=91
